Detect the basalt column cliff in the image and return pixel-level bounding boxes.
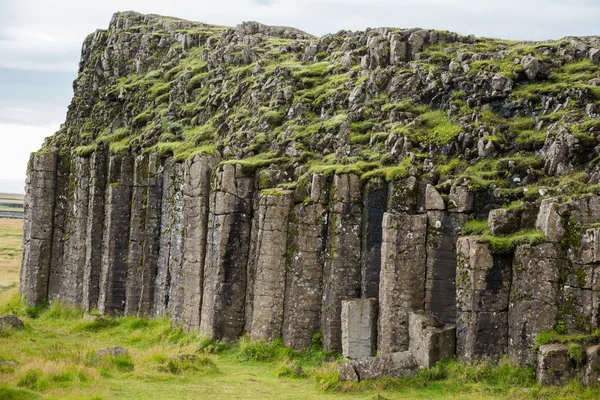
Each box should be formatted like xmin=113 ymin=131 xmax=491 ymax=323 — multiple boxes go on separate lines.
xmin=20 ymin=11 xmax=600 ymax=381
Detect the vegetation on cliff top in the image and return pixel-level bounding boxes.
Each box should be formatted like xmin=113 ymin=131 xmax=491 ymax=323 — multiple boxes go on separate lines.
xmin=41 ymin=11 xmax=600 ymax=208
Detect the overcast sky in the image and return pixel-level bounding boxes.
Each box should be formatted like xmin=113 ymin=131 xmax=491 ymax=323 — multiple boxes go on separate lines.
xmin=2 ymin=0 xmax=600 ymax=193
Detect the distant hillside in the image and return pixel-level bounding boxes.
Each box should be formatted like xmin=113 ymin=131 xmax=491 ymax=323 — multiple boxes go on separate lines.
xmin=0 ymin=193 xmax=24 ymax=219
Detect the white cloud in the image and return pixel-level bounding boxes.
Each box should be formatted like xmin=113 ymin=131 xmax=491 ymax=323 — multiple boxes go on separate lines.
xmin=0 ymin=123 xmax=56 ymax=184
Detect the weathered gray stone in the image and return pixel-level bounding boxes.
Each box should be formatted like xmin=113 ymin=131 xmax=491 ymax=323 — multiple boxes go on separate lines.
xmin=20 ymin=151 xmax=58 ymax=307
xmin=180 ymin=155 xmax=217 ymax=330
xmin=322 ymin=174 xmax=363 ymax=352
xmin=96 ymin=346 xmax=128 ymax=358
xmin=378 ymin=213 xmax=428 ymax=354
xmin=153 ymin=159 xmax=185 ymax=320
xmin=282 ymin=202 xmax=328 ymax=350
xmin=60 ymin=156 xmax=91 ymax=306
xmin=82 ymin=151 xmax=108 ymax=311
xmin=390 ymin=34 xmax=408 ymax=64
xmin=448 ymin=185 xmax=473 ymax=213
xmin=456 ymin=237 xmax=511 ymax=363
xmin=361 ymin=179 xmax=388 ymax=299
xmin=408 ymin=312 xmax=456 ymax=369
xmin=0 ymin=315 xmax=24 ymax=330
xmin=250 ymin=190 xmax=294 ymax=341
xmin=201 ymin=164 xmax=254 ymax=340
xmin=536 ymin=198 xmax=565 ymax=242
xmin=537 ymin=344 xmax=581 ymax=385
xmin=337 ymin=363 xmax=359 ymax=381
xmin=341 ymin=298 xmax=378 ymax=359
xmin=570 ymin=194 xmax=600 ymax=226
xmin=425 ymin=184 xmax=445 ymax=210
xmin=589 ymin=48 xmax=600 ymax=65
xmin=509 ymin=243 xmax=565 ymax=365
xmin=521 ymin=55 xmax=539 ymax=80
xmin=98 ymin=155 xmax=134 ymax=315
xmin=488 ymin=208 xmax=521 ymax=236
xmin=425 ymin=211 xmax=467 ymax=324
xmin=346 ymin=351 xmax=417 ymax=381
xmin=582 ymin=345 xmax=600 ymax=387
xmin=167 ymin=162 xmax=185 ymax=323
xmin=47 ymin=153 xmax=73 ymax=303
xmin=387 ymin=177 xmax=418 ymax=214
xmin=125 ymin=154 xmax=162 ymax=316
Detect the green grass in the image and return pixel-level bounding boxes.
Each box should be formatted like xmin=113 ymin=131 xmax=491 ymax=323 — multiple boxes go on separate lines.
xmin=1 ymin=289 xmax=599 ymax=400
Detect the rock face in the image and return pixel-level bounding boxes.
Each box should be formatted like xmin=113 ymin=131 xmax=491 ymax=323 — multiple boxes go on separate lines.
xmin=341 ymin=298 xmax=378 ymax=359
xmin=19 ymin=11 xmax=600 ymax=382
xmin=456 ymin=237 xmax=511 ymax=364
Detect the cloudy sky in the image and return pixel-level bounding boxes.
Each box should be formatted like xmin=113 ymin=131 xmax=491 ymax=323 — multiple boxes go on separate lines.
xmin=1 ymin=0 xmax=600 ymax=193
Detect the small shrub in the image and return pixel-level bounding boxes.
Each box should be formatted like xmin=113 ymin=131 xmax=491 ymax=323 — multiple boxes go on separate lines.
xmin=0 ymin=386 xmax=40 ymax=400
xmin=568 ymin=343 xmax=583 ymax=365
xmin=237 ymin=338 xmax=294 ymax=362
xmin=132 ymin=111 xmax=152 ymax=128
xmin=196 ymin=337 xmax=229 ymax=354
xmin=156 ymin=355 xmax=219 ymax=375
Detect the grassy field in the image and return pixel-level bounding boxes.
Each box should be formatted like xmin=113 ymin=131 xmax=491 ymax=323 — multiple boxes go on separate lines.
xmin=1 ymin=221 xmax=600 ymax=399
xmin=0 ymin=219 xmax=22 ymax=288
xmin=0 ymin=193 xmax=24 ymax=219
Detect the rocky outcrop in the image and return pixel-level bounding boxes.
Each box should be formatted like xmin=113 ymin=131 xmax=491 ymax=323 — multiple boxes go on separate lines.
xmin=19 ymin=11 xmax=600 ymax=386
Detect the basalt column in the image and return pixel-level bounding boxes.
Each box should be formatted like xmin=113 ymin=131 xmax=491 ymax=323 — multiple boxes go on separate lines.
xmin=201 ymin=164 xmax=254 ymax=340
xmin=59 ymin=156 xmax=91 ymax=305
xmin=509 ymin=243 xmax=565 ymax=365
xmin=180 ymin=155 xmax=218 ymax=330
xmin=250 ymin=190 xmax=294 ymax=341
xmin=47 ymin=153 xmax=73 ymax=302
xmin=456 ymin=237 xmax=512 ymax=364
xmin=282 ymin=174 xmax=329 ymax=350
xmin=98 ymin=155 xmax=134 ymax=315
xmin=361 ymin=178 xmax=388 ymax=299
xmin=378 ymin=212 xmax=428 ymax=354
xmin=125 ymin=154 xmax=163 ymax=316
xmin=82 ymin=150 xmax=108 ymax=311
xmin=20 ymin=151 xmax=58 ymax=307
xmin=322 ymin=174 xmax=362 ymax=352
xmin=425 ymin=211 xmax=467 ymax=324
xmin=154 ymin=159 xmax=184 ymax=318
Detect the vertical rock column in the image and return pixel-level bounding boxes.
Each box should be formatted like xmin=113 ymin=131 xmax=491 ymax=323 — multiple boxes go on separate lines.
xmin=282 ymin=174 xmax=329 ymax=350
xmin=456 ymin=237 xmax=512 ymax=364
xmin=181 ymin=155 xmax=218 ymax=330
xmin=154 ymin=159 xmax=184 ymax=317
xmin=322 ymin=174 xmax=363 ymax=352
xmin=20 ymin=151 xmax=58 ymax=307
xmin=47 ymin=153 xmax=73 ymax=302
xmin=378 ymin=212 xmax=428 ymax=354
xmin=201 ymin=164 xmax=254 ymax=340
xmin=361 ymin=178 xmax=388 ymax=299
xmin=82 ymin=150 xmax=108 ymax=311
xmin=509 ymin=243 xmax=564 ymax=365
xmin=249 ymin=190 xmax=294 ymax=341
xmin=60 ymin=156 xmax=91 ymax=305
xmin=98 ymin=155 xmax=134 ymax=315
xmin=425 ymin=211 xmax=468 ymax=324
xmin=125 ymin=154 xmax=163 ymax=315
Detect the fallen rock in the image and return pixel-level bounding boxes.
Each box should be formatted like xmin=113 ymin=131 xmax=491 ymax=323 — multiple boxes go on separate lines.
xmin=337 ymin=362 xmax=359 ymax=381
xmin=537 ymin=344 xmax=581 ymax=385
xmin=0 ymin=315 xmax=24 ymax=330
xmin=408 ymin=312 xmax=456 ymax=369
xmin=96 ymin=346 xmax=128 ymax=358
xmin=0 ymin=360 xmax=19 ymax=368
